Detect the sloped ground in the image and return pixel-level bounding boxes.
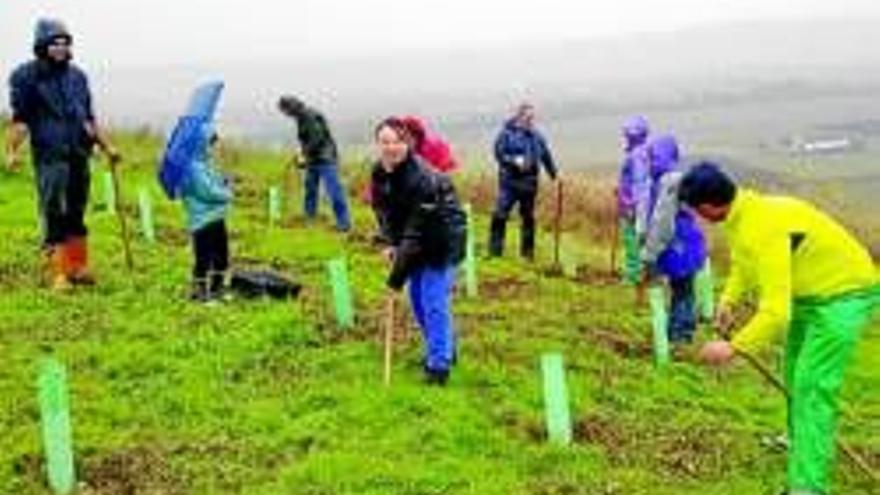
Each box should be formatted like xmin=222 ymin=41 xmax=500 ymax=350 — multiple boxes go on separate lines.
xmin=0 ymin=132 xmax=877 ymax=494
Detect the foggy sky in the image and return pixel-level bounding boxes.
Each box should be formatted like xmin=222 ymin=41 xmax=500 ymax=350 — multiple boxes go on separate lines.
xmin=3 ymin=0 xmax=880 ymax=68
xmin=3 ymin=1 xmax=880 ymax=146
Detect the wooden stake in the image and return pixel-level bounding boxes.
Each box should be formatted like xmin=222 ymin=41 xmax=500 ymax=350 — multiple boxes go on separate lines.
xmin=383 ymin=294 xmax=396 ymax=387
xmin=610 ymin=189 xmax=620 ymax=277
xmin=738 ymin=351 xmax=879 ymax=484
xmin=108 ymin=160 xmax=134 ymax=270
xmin=552 ymin=180 xmax=564 ymax=268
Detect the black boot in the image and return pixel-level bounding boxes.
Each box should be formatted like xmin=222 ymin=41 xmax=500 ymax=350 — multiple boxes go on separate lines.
xmin=520 ymin=214 xmax=536 ymax=260
xmin=424 ymin=367 xmax=450 ymax=386
xmin=209 ymin=271 xmax=228 ymax=301
xmin=489 ymin=214 xmax=507 ymax=257
xmin=190 ymin=278 xmax=210 ymax=303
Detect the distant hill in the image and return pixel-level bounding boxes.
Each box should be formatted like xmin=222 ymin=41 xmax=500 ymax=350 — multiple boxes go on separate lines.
xmin=54 ymin=17 xmax=880 ymax=145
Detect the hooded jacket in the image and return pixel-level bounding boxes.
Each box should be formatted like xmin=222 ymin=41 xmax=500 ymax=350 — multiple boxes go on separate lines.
xmin=8 ymin=19 xmax=95 ymax=162
xmin=639 ymin=135 xmax=707 ymax=279
xmin=180 ymin=123 xmax=232 ymax=232
xmin=617 ymin=116 xmax=650 ymax=223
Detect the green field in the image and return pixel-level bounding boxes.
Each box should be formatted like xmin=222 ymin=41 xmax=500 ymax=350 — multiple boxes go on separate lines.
xmin=0 ymin=130 xmax=877 ymax=494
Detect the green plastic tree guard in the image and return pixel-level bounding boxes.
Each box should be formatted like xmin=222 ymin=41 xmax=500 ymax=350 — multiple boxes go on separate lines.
xmin=103 ymin=171 xmax=116 ymax=214
xmin=268 ymin=186 xmax=281 ymax=227
xmin=541 ymin=353 xmax=573 ymax=445
xmin=37 ymin=358 xmax=76 ymax=495
xmin=138 ymin=188 xmax=156 ymax=243
xmin=327 ymin=258 xmax=355 ymax=328
xmin=648 ymin=286 xmax=670 ymax=367
xmin=697 ymin=258 xmax=715 ymax=321
xmin=621 ymin=220 xmax=640 ymax=284
xmin=463 ymin=203 xmax=478 ymax=298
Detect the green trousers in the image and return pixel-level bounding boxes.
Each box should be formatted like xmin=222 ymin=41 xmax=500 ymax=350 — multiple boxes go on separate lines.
xmin=621 ymin=219 xmax=641 ymax=284
xmin=784 ymin=286 xmax=878 ymax=493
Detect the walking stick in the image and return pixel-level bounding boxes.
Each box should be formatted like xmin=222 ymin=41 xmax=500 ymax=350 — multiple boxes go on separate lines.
xmin=108 ymin=158 xmax=134 ymax=271
xmin=737 ymin=350 xmax=880 ymax=484
xmin=383 ymin=294 xmax=396 ymax=387
xmin=636 ymin=270 xmax=649 ymax=307
xmin=553 ymin=179 xmax=563 ymax=268
xmin=610 ymin=188 xmax=620 ymax=277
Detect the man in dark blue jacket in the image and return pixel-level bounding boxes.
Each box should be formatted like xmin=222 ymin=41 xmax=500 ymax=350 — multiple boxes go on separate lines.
xmin=489 ymin=103 xmax=558 ymax=259
xmin=6 ymin=18 xmax=120 ymax=290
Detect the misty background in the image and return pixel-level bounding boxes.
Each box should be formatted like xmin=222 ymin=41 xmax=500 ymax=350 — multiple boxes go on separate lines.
xmin=2 ymin=1 xmax=880 ymax=171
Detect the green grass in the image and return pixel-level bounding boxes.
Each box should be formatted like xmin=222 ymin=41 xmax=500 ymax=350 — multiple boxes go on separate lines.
xmin=0 ymin=131 xmax=877 ymax=494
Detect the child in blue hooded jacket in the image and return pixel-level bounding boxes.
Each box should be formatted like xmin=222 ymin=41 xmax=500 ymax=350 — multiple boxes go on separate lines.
xmin=181 ymin=129 xmax=232 ymax=302
xmin=639 ymin=134 xmax=707 ymax=343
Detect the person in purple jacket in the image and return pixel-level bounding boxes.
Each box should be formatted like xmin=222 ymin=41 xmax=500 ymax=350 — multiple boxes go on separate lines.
xmin=617 ymin=116 xmax=651 ymax=284
xmin=640 ymin=134 xmax=707 ymax=344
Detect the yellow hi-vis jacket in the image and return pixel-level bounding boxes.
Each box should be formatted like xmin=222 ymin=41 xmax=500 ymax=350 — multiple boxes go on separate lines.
xmin=720 ymin=189 xmax=877 ymax=353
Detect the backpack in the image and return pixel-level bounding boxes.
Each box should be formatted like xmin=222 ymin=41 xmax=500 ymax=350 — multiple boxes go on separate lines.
xmin=229 ymin=269 xmax=302 ymax=300
xmin=402 ymin=115 xmax=461 ymax=173
xmin=422 ymin=171 xmax=467 ymax=266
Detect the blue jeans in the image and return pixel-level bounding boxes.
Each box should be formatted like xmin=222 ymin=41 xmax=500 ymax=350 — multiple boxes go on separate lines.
xmin=407 ymin=265 xmax=457 ymax=372
xmin=304 ymin=163 xmax=351 ymax=231
xmin=668 ymin=275 xmax=697 ymax=343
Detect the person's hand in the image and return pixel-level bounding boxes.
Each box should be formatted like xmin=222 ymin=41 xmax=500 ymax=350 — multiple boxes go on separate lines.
xmin=713 ymin=304 xmax=736 ymax=338
xmin=382 ymin=247 xmax=396 ymax=265
xmin=105 ymin=145 xmax=122 ymax=166
xmin=5 ymin=150 xmax=22 ymax=172
xmin=289 ymin=152 xmax=305 ymax=169
xmin=699 ymin=340 xmax=736 ymax=366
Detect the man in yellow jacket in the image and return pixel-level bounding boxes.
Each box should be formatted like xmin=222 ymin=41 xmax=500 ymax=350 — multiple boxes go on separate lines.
xmin=678 ymin=162 xmax=878 ymax=495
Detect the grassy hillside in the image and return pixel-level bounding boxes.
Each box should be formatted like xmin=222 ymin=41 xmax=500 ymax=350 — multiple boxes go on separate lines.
xmin=0 ymin=131 xmax=877 ymax=494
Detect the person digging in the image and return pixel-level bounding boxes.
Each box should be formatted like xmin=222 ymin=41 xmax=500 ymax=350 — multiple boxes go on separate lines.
xmin=679 ymin=162 xmax=878 ymax=495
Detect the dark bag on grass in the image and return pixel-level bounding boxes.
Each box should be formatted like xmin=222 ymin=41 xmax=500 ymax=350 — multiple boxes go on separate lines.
xmin=230 ymin=270 xmax=302 ymax=299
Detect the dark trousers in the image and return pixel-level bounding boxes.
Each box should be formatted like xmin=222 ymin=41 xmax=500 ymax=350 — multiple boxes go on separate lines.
xmin=668 ymin=275 xmax=697 ymax=343
xmin=192 ymin=220 xmax=229 ymax=291
xmin=489 ymin=184 xmax=536 ymax=258
xmin=35 ymin=156 xmax=90 ymax=248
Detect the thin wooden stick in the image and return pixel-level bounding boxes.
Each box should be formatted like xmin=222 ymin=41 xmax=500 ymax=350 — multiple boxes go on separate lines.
xmin=283 ymin=154 xmax=299 ymax=223
xmin=108 ymin=160 xmax=134 ymax=270
xmin=383 ymin=294 xmax=396 ymax=387
xmin=610 ymin=188 xmax=620 ymax=277
xmin=553 ymin=180 xmax=563 ymax=268
xmin=738 ymin=350 xmax=879 ymax=484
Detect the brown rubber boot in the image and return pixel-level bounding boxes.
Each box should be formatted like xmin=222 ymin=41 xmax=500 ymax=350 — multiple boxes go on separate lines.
xmin=45 ymin=247 xmax=72 ymax=292
xmin=66 ymin=237 xmax=96 ymax=285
